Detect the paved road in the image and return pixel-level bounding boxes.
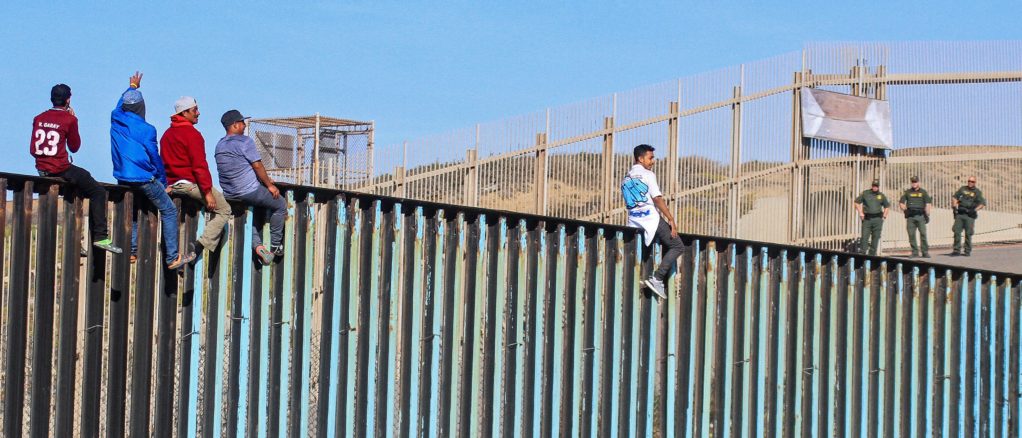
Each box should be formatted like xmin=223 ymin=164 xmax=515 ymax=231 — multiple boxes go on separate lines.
xmin=886 ymin=243 xmax=1022 ymax=274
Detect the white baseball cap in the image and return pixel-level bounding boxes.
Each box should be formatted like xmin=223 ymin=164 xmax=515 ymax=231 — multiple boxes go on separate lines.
xmin=174 ymin=96 xmax=198 ymax=114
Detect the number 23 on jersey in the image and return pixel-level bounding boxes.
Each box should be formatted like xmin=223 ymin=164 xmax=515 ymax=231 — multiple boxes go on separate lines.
xmin=33 ymin=129 xmax=61 ymax=156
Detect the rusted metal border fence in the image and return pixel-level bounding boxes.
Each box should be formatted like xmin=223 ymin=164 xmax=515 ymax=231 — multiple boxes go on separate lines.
xmin=358 ymin=41 xmax=1022 ymax=252
xmin=0 ymin=171 xmax=1019 ymax=437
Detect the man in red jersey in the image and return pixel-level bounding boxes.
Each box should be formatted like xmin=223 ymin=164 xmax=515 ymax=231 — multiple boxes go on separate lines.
xmin=31 ymin=84 xmax=121 ymax=253
xmin=160 ymin=96 xmax=232 ymax=259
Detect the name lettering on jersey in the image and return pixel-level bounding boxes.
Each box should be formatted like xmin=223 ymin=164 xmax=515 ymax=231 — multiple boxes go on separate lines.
xmin=39 ymin=122 xmax=61 ymax=129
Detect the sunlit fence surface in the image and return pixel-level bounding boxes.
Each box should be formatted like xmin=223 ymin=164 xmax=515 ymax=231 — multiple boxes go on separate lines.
xmin=357 ymin=41 xmax=1022 ymax=252
xmin=0 ymin=172 xmax=1019 ymax=437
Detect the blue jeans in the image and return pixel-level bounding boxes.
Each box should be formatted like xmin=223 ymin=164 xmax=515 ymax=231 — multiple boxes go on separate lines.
xmin=232 ymin=185 xmax=287 ymax=249
xmin=126 ymin=179 xmax=179 ymax=263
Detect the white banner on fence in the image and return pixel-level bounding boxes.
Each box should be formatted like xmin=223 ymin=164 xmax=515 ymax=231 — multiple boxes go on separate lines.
xmin=801 ymin=88 xmax=893 ymax=149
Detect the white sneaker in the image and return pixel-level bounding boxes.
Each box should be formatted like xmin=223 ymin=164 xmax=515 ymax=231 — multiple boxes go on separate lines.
xmin=642 ymin=276 xmax=667 ymax=300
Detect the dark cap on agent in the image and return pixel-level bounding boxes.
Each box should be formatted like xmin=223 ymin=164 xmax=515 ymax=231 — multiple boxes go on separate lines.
xmin=910 ymin=176 xmax=919 ymax=183
xmin=220 ymin=109 xmax=250 ymax=129
xmin=871 ymin=179 xmax=880 ymax=187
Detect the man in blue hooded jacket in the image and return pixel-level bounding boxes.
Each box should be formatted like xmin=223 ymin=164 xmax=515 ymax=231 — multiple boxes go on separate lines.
xmin=111 ymin=72 xmax=195 ymax=270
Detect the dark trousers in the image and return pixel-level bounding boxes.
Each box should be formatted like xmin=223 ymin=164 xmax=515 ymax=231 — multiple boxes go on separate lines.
xmin=232 ymin=185 xmax=288 ymax=249
xmin=651 ymin=218 xmax=684 ymax=281
xmin=45 ymin=165 xmax=109 ymax=241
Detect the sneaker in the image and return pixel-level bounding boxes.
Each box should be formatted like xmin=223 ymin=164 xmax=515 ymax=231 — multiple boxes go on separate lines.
xmin=910 ymin=252 xmax=919 ymax=258
xmin=255 ymin=245 xmax=274 ymax=265
xmin=167 ymin=251 xmax=197 ymax=270
xmin=950 ymin=251 xmax=961 ymax=257
xmin=642 ymin=276 xmax=667 ymax=300
xmin=271 ymin=245 xmax=284 ymax=257
xmin=190 ymin=241 xmax=204 ymax=263
xmin=93 ymin=238 xmax=123 ymax=254
xmin=963 ymin=252 xmax=971 ymax=257
xmin=921 ymin=253 xmax=930 ymax=258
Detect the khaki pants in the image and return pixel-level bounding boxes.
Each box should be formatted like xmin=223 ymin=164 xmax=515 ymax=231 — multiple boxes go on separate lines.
xmin=169 ymin=183 xmax=232 ymax=250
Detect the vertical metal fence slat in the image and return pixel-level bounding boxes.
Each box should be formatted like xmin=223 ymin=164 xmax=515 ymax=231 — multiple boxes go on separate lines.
xmin=964 ymin=273 xmax=976 ymax=436
xmin=28 ymin=184 xmax=58 ymax=436
xmin=370 ymin=200 xmax=395 ymax=436
xmin=1009 ymin=279 xmax=1020 ymax=438
xmin=558 ymin=224 xmax=580 ymax=438
xmin=175 ymin=203 xmax=199 ymax=438
xmin=218 ymin=202 xmax=244 ymax=436
xmin=580 ymin=227 xmax=600 ymax=438
xmin=882 ymin=262 xmax=898 ymax=438
xmin=932 ymin=271 xmax=948 ymax=437
xmin=816 ymin=255 xmax=834 ymax=438
xmin=395 ymin=203 xmax=416 ymax=438
xmin=867 ymin=261 xmax=883 ymax=438
xmin=477 ymin=215 xmax=500 ymax=438
xmin=154 ymin=199 xmax=183 ymax=436
xmin=332 ymin=197 xmax=356 ymax=438
xmin=128 ymin=201 xmax=159 ymax=437
xmin=834 ymin=256 xmax=851 ymax=436
xmin=235 ymin=206 xmax=255 ymax=438
xmin=289 ymin=192 xmax=311 ymax=438
xmin=781 ymin=250 xmax=801 ymax=437
xmin=436 ymin=208 xmax=460 ymax=437
xmin=798 ymin=254 xmax=817 ymax=438
xmin=540 ymin=221 xmax=561 ymax=438
xmin=266 ymin=204 xmax=289 ymax=438
xmin=899 ymin=264 xmax=915 ymax=438
xmin=53 ymin=186 xmax=82 ymax=437
xmin=520 ymin=218 xmax=541 ymax=438
xmin=993 ymin=277 xmax=1006 ymax=438
xmin=690 ymin=241 xmax=711 ymax=437
xmin=414 ymin=207 xmax=439 ymax=437
xmin=748 ymin=248 xmax=765 ymax=438
xmin=672 ymin=237 xmax=697 ymax=438
xmin=80 ymin=179 xmax=105 ymax=436
xmin=105 ymin=192 xmax=132 ymax=438
xmin=915 ymin=268 xmax=931 ymax=437
xmin=499 ymin=219 xmax=522 ymax=437
xmin=979 ymin=274 xmax=992 ymax=436
xmin=948 ymin=271 xmax=963 ymax=438
xmin=352 ymin=198 xmax=376 ymax=437
xmin=616 ymin=230 xmax=637 ymax=438
xmin=709 ymin=244 xmax=732 ymax=437
xmin=764 ymin=248 xmax=783 ymax=436
xmin=596 ymin=231 xmax=620 ymax=438
xmin=850 ymin=257 xmax=867 ymax=438
xmin=729 ymin=244 xmax=750 ymax=438
xmin=3 ymin=180 xmax=32 ymax=437
xmin=635 ymin=236 xmax=655 ymax=438
xmin=455 ymin=213 xmax=481 ymax=437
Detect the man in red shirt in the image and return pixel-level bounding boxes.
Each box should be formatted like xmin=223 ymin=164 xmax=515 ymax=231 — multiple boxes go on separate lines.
xmin=160 ymin=96 xmax=232 ymax=257
xmin=31 ymin=84 xmax=121 ymax=254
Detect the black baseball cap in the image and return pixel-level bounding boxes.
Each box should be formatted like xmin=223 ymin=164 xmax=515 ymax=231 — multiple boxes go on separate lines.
xmin=220 ymin=109 xmax=250 ymax=129
xmin=51 ymin=84 xmax=71 ymax=105
xmin=871 ymin=179 xmax=880 ymax=187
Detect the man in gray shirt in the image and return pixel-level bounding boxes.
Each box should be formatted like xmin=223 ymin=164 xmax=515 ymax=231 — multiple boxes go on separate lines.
xmin=214 ymin=110 xmax=287 ymax=265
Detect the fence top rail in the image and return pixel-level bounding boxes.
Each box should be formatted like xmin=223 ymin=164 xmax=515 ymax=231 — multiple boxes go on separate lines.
xmin=1 ymin=170 xmax=1017 ymax=282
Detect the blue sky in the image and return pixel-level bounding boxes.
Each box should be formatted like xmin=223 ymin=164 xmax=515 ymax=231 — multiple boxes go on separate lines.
xmin=1 ymin=1 xmax=1020 ymax=180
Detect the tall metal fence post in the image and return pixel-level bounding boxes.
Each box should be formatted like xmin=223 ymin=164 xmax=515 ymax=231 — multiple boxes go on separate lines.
xmin=729 ymin=83 xmax=743 ymax=238
xmin=394 ymin=165 xmax=406 ymax=198
xmin=465 ymin=148 xmax=479 ymax=207
xmin=601 ymin=116 xmax=615 ymax=222
xmin=534 ymin=133 xmax=548 ymax=215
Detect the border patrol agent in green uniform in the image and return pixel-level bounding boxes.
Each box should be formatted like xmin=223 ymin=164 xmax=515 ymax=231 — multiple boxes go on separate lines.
xmin=899 ymin=176 xmax=932 ymax=258
xmin=951 ymin=176 xmax=986 ymax=256
xmin=854 ymin=179 xmax=890 ymax=256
